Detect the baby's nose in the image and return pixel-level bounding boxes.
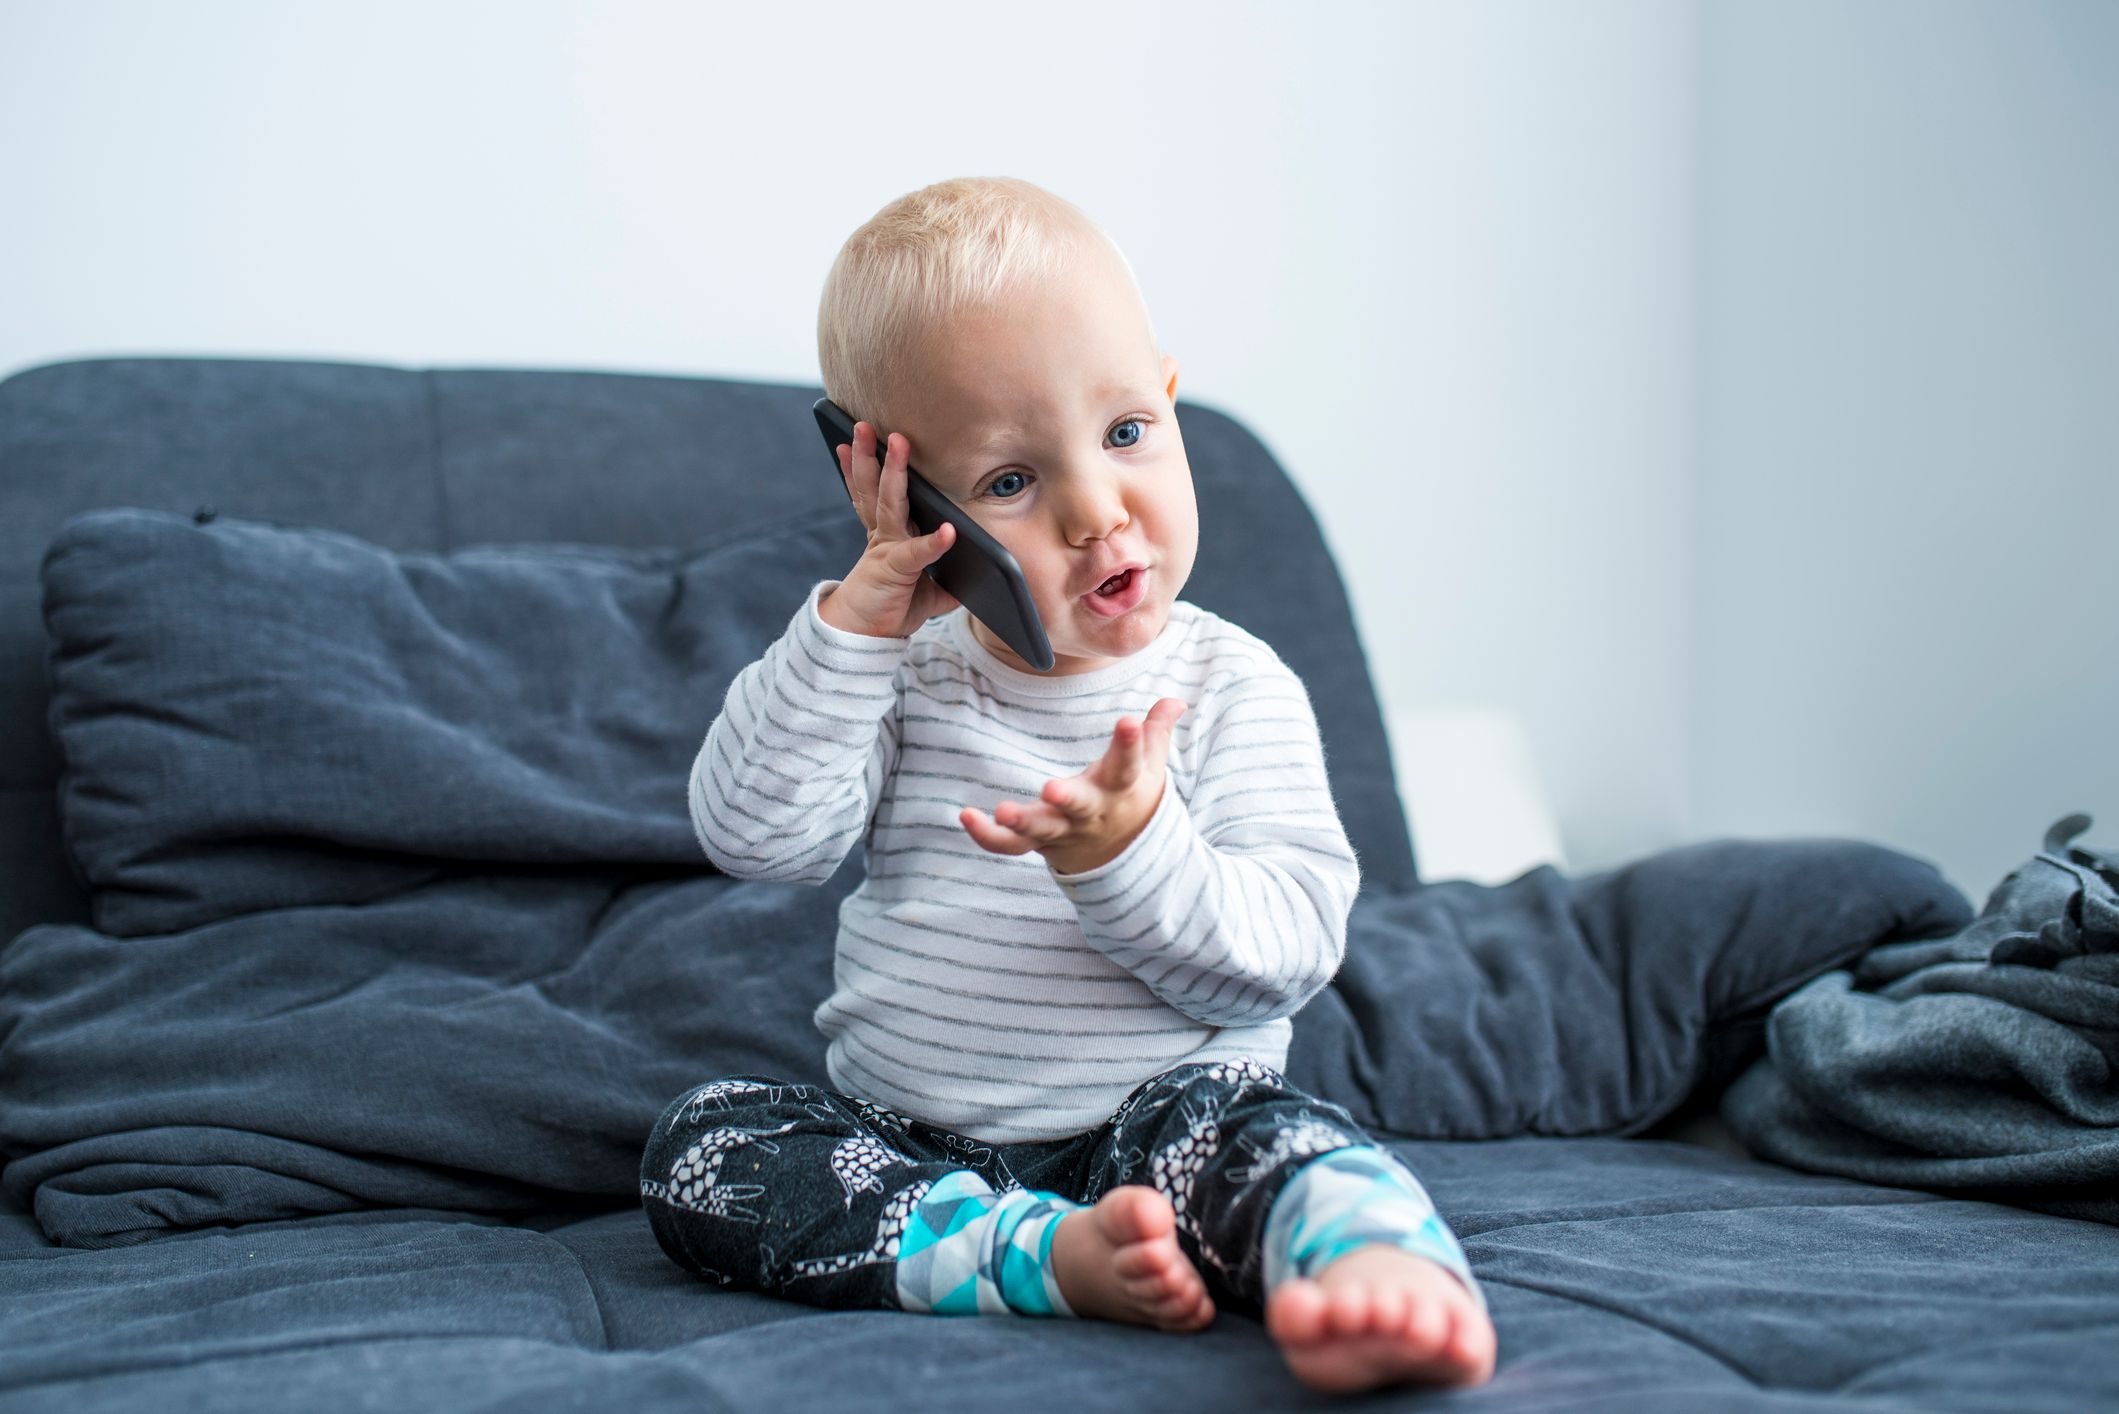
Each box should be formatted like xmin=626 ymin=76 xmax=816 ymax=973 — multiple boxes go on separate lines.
xmin=1064 ymin=499 xmax=1129 ymax=547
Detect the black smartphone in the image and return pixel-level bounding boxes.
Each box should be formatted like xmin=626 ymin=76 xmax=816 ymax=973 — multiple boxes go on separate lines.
xmin=812 ymin=397 xmax=1054 ymax=672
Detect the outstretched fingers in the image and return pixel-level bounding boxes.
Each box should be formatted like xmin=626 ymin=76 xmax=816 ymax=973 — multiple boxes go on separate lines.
xmin=1104 ymin=716 xmax=1145 ymax=787
xmin=1097 ymin=698 xmax=1188 ymax=787
xmin=960 ymin=802 xmax=1066 ymax=855
xmin=1041 ymin=777 xmax=1095 ymax=820
xmin=1144 ymin=697 xmax=1188 ymax=742
xmin=960 ymin=807 xmax=1034 ymax=855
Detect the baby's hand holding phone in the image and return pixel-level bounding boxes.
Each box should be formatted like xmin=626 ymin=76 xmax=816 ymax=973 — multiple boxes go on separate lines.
xmin=812 ymin=399 xmax=1053 ymax=669
xmin=818 ymin=421 xmax=963 ymax=638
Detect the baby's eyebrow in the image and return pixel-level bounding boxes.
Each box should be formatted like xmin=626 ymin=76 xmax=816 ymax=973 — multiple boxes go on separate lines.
xmin=961 ymin=428 xmax=1018 ymax=460
xmin=930 ymin=463 xmax=995 ymax=503
xmin=946 ymin=431 xmax=1020 ymax=488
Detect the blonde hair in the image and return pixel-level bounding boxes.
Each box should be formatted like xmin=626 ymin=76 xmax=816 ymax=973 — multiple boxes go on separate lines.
xmin=817 ymin=176 xmax=1159 ymax=432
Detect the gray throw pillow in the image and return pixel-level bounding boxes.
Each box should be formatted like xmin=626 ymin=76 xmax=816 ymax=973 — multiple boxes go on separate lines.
xmin=41 ymin=506 xmax=866 ymax=937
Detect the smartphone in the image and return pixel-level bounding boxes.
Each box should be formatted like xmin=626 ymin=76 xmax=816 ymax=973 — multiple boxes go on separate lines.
xmin=812 ymin=397 xmax=1054 ymax=672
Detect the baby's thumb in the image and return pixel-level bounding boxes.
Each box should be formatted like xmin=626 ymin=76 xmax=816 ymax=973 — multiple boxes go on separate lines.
xmin=884 ymin=520 xmax=949 ymax=576
xmin=928 ymin=521 xmax=956 ymax=557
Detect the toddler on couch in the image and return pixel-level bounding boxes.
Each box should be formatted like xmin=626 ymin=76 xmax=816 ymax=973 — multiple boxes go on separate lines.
xmin=641 ymin=175 xmax=1494 ymax=1394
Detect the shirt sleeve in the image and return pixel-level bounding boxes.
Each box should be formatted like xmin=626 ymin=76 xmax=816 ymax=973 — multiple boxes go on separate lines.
xmin=1048 ymin=655 xmax=1361 ymax=1027
xmin=688 ymin=579 xmax=906 ymax=883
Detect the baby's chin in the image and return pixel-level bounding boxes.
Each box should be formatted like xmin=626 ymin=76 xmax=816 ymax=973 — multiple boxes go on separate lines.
xmin=1042 ymin=590 xmax=1172 ymax=670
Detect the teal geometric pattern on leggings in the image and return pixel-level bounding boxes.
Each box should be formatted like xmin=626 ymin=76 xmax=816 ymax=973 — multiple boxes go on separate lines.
xmin=1262 ymin=1145 xmax=1485 ymax=1310
xmin=893 ymin=1168 xmax=1080 ymax=1317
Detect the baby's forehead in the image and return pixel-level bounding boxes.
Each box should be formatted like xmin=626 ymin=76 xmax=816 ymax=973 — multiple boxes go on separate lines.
xmin=900 ymin=322 xmax=1153 ymax=422
xmin=878 ymin=255 xmax=1159 ymax=451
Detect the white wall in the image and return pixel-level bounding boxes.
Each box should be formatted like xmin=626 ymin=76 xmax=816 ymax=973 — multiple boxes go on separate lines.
xmin=0 ymin=0 xmax=1700 ymax=875
xmin=1692 ymin=0 xmax=2119 ymax=897
xmin=21 ymin=2 xmax=2101 ymax=895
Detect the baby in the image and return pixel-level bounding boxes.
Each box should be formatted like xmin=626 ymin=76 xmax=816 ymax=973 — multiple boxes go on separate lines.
xmin=641 ymin=176 xmax=1495 ymax=1394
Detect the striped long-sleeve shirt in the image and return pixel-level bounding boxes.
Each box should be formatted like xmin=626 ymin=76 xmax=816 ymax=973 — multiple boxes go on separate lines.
xmin=689 ymin=578 xmax=1361 ymax=1142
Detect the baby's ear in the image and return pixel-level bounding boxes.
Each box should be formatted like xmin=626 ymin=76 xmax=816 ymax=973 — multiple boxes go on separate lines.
xmin=1162 ymin=354 xmax=1181 ymax=402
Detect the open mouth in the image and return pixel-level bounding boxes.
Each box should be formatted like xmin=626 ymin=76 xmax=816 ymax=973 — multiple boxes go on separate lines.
xmin=1083 ymin=566 xmax=1148 ymax=618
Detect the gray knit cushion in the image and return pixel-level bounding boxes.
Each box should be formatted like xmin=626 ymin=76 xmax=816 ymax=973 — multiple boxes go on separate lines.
xmin=42 ymin=505 xmax=865 ymax=937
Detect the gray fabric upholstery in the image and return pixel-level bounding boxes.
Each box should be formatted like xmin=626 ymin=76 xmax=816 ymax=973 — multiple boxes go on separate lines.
xmin=40 ymin=507 xmax=860 ymax=936
xmin=0 ymin=357 xmax=1416 ymax=945
xmin=6 ymin=357 xmax=2114 ymax=1413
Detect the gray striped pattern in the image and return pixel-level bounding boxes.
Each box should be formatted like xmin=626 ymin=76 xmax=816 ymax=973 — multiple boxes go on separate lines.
xmin=690 ymin=580 xmax=1361 ymax=1142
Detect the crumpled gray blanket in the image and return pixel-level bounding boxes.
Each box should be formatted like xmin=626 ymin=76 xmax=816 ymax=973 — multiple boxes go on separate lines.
xmin=5 ymin=507 xmax=1983 ymax=1250
xmin=1723 ymin=813 xmax=2119 ymax=1221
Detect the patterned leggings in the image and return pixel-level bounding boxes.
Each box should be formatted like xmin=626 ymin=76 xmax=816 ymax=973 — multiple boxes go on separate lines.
xmin=640 ymin=1058 xmax=1478 ymax=1319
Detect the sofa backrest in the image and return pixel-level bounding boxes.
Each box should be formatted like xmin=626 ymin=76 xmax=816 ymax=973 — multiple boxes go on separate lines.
xmin=0 ymin=357 xmax=1416 ymax=942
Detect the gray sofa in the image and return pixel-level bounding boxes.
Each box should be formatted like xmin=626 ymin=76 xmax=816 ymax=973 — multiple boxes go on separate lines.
xmin=2 ymin=356 xmax=2115 ymax=1412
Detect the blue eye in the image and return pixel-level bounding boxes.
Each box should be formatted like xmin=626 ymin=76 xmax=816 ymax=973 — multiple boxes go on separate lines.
xmin=1109 ymin=419 xmax=1144 ymax=448
xmin=988 ymin=471 xmax=1029 ymax=500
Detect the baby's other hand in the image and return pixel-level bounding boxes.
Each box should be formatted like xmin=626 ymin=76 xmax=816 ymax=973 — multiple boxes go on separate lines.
xmin=960 ymin=698 xmax=1188 ymax=876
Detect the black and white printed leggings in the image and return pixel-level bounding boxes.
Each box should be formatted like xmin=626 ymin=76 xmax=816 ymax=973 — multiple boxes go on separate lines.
xmin=640 ymin=1058 xmax=1481 ymax=1319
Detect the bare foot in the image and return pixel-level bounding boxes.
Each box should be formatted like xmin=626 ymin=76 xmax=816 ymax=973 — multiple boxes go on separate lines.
xmin=1265 ymin=1243 xmax=1496 ymax=1393
xmin=1049 ymin=1184 xmax=1215 ymax=1331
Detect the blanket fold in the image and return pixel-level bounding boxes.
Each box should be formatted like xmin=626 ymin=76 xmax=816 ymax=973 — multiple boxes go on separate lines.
xmin=2 ymin=833 xmax=1972 ymax=1247
xmin=1288 ymin=835 xmax=1973 ymax=1140
xmin=0 ymin=866 xmax=849 ymax=1246
xmin=1722 ymin=814 xmax=2119 ymax=1222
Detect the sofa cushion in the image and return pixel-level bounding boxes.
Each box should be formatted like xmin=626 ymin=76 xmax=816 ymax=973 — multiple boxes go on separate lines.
xmin=42 ymin=505 xmax=866 ymax=936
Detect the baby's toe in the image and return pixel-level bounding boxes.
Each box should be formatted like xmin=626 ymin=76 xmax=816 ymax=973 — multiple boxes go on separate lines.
xmin=1112 ymin=1243 xmax=1168 ymax=1281
xmin=1327 ymin=1285 xmax=1374 ymax=1339
xmin=1407 ymin=1291 xmax=1450 ymax=1355
xmin=1450 ymin=1308 xmax=1498 ymax=1376
xmin=1267 ymin=1278 xmax=1330 ymax=1345
xmin=1125 ymin=1267 xmax=1183 ymax=1302
xmin=1147 ymin=1269 xmax=1212 ymax=1330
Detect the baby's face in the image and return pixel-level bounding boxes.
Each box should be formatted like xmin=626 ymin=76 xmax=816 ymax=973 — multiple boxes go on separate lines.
xmin=885 ymin=246 xmax=1198 ymax=675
